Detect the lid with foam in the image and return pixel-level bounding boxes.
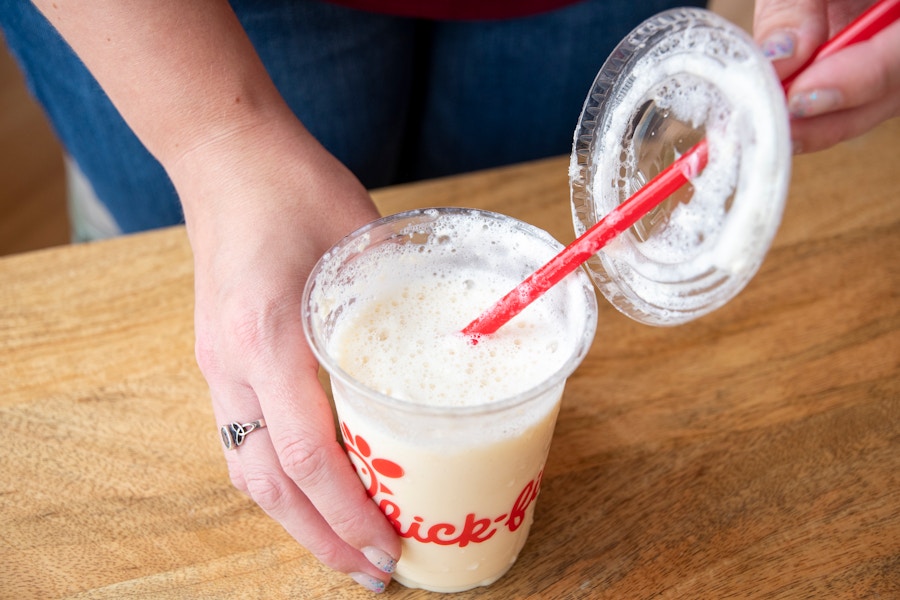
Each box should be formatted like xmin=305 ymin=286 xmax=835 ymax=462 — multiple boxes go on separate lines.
xmin=570 ymin=7 xmax=791 ymax=326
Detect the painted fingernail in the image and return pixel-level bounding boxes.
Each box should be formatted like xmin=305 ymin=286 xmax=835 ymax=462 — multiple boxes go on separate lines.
xmin=761 ymin=31 xmax=796 ymax=61
xmin=362 ymin=546 xmax=397 ymax=573
xmin=350 ymin=572 xmax=386 ymax=594
xmin=788 ymin=89 xmax=843 ymax=118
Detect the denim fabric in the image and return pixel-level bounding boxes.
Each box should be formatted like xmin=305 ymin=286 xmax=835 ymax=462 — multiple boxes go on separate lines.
xmin=0 ymin=0 xmax=703 ymax=234
xmin=1 ymin=1 xmax=180 ymax=233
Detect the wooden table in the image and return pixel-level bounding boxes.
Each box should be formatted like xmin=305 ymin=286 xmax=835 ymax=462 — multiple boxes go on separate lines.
xmin=2 ymin=118 xmax=898 ymax=599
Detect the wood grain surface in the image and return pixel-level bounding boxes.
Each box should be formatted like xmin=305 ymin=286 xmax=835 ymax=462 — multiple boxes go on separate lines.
xmin=1 ymin=118 xmax=898 ymax=599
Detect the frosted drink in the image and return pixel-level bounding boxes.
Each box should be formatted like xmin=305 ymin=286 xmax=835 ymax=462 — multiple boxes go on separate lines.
xmin=303 ymin=208 xmax=597 ymax=592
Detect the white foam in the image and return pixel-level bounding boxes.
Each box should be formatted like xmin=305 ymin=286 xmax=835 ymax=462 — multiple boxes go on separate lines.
xmin=321 ymin=213 xmax=590 ymax=407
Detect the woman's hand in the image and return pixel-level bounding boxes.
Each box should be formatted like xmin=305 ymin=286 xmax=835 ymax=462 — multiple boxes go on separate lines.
xmin=29 ymin=0 xmax=400 ymax=591
xmin=173 ymin=116 xmax=398 ymax=593
xmin=754 ymin=0 xmax=900 ymax=153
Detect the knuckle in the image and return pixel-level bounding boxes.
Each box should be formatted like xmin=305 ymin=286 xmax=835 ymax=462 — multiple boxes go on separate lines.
xmin=326 ymin=500 xmax=371 ymax=536
xmin=194 ymin=336 xmax=221 ymax=377
xmin=309 ymin=542 xmax=347 ymax=571
xmin=756 ymin=0 xmax=810 ymax=20
xmin=753 ymin=0 xmax=789 ymax=25
xmin=227 ymin=467 xmax=249 ymax=494
xmin=243 ymin=468 xmax=292 ymax=515
xmin=225 ymin=295 xmax=288 ymax=360
xmin=277 ymin=437 xmax=373 ymax=536
xmin=194 ymin=294 xmax=288 ymax=378
xmin=754 ymin=0 xmax=823 ymax=38
xmin=228 ymin=308 xmax=268 ymax=356
xmin=277 ymin=437 xmax=333 ymax=488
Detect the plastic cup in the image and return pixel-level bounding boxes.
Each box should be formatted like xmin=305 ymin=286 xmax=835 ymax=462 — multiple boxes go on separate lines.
xmin=302 ymin=208 xmax=597 ymax=592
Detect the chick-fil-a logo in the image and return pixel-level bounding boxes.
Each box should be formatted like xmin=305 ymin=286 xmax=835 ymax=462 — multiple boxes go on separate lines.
xmin=342 ymin=421 xmax=543 ymax=547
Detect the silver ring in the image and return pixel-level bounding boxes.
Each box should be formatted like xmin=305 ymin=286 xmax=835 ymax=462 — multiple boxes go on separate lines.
xmin=220 ymin=418 xmax=266 ymax=450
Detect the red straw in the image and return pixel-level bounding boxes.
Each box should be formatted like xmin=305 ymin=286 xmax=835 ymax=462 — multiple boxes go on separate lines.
xmin=780 ymin=0 xmax=900 ymax=90
xmin=463 ymin=0 xmax=900 ymax=338
xmin=463 ymin=141 xmax=707 ymax=338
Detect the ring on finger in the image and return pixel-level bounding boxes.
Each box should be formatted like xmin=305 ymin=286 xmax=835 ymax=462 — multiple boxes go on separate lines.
xmin=220 ymin=418 xmax=266 ymax=450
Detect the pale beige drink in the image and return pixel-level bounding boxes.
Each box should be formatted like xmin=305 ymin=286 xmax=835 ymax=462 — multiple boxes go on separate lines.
xmin=303 ymin=208 xmax=597 ymax=592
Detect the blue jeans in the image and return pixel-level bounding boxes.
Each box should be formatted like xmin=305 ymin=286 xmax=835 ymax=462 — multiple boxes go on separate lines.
xmin=1 ymin=0 xmax=703 ymax=235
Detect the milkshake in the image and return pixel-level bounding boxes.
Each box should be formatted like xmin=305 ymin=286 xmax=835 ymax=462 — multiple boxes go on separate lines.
xmin=303 ymin=208 xmax=597 ymax=592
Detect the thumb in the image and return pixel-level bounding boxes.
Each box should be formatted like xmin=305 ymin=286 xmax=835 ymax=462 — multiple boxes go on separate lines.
xmin=754 ymin=0 xmax=829 ymax=81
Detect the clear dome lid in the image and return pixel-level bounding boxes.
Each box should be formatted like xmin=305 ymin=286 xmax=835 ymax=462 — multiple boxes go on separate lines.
xmin=570 ymin=7 xmax=791 ymax=326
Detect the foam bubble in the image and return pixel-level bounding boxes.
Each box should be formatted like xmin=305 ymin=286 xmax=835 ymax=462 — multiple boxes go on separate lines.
xmin=320 ymin=213 xmax=591 ymax=407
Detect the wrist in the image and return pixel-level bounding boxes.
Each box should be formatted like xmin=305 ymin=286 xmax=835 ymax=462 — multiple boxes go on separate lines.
xmin=167 ymin=114 xmax=379 ymax=271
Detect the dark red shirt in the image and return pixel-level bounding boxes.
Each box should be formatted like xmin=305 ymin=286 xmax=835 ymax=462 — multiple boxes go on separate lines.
xmin=322 ymin=0 xmax=584 ymax=20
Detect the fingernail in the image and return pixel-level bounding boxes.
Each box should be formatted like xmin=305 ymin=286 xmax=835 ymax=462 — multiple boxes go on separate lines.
xmin=761 ymin=31 xmax=796 ymax=61
xmin=791 ymin=138 xmax=804 ymax=155
xmin=788 ymin=89 xmax=843 ymax=118
xmin=362 ymin=546 xmax=397 ymax=573
xmin=350 ymin=572 xmax=386 ymax=594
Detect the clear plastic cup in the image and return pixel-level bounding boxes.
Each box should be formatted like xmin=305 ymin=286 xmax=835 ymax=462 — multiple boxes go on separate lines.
xmin=302 ymin=208 xmax=597 ymax=592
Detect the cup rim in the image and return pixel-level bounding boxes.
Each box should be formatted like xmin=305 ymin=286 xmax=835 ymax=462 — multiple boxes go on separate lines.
xmin=302 ymin=207 xmax=598 ymax=417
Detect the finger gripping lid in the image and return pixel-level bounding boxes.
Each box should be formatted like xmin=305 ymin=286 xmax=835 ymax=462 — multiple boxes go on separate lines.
xmin=570 ymin=7 xmax=790 ymax=326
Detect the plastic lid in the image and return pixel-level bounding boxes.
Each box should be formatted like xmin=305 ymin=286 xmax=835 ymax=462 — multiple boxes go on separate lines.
xmin=569 ymin=7 xmax=791 ymax=326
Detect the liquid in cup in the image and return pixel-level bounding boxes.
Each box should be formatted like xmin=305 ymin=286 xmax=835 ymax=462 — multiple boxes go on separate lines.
xmin=303 ymin=208 xmax=597 ymax=592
